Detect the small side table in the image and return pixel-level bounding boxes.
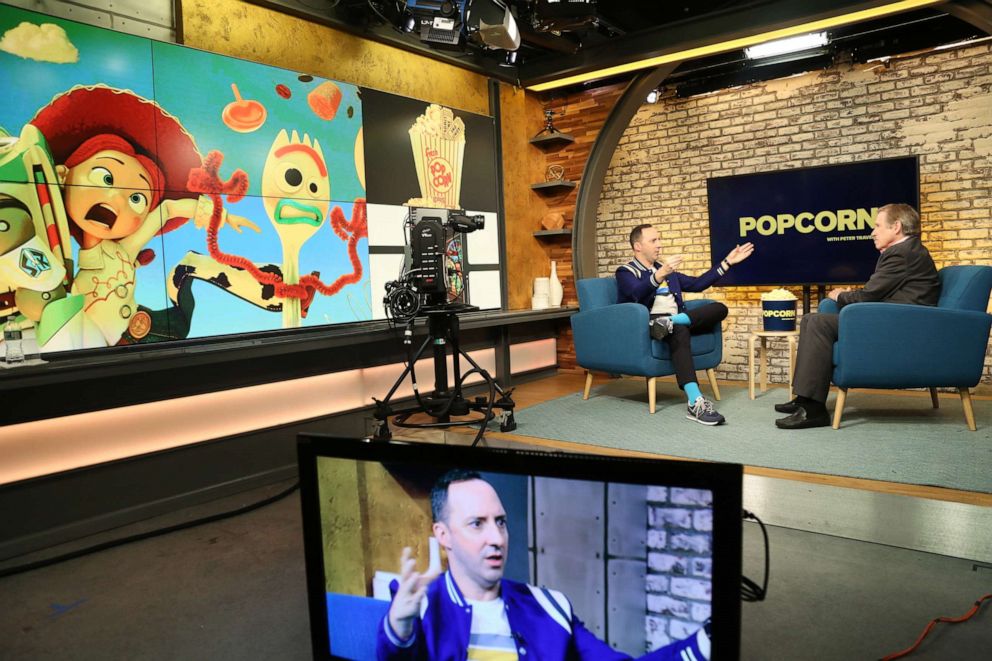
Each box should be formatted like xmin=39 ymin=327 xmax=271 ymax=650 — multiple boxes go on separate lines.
xmin=748 ymin=330 xmax=799 ymax=400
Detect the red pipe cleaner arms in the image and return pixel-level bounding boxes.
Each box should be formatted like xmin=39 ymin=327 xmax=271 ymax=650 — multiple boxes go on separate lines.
xmin=188 ymin=153 xmax=367 ymax=304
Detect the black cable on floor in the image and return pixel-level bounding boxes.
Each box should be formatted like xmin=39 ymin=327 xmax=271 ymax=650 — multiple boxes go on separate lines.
xmin=742 ymin=508 xmax=770 ymax=602
xmin=0 ymin=481 xmax=300 ymax=580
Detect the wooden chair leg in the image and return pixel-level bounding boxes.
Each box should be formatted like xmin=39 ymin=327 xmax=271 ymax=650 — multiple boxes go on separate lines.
xmin=583 ymin=371 xmax=594 ymax=400
xmin=960 ymin=388 xmax=977 ymax=431
xmin=832 ymin=388 xmax=847 ymax=429
xmin=929 ymin=387 xmax=939 ymax=409
xmin=747 ymin=335 xmax=756 ymax=400
xmin=647 ymin=377 xmax=657 ymax=414
xmin=706 ymin=369 xmax=721 ymax=401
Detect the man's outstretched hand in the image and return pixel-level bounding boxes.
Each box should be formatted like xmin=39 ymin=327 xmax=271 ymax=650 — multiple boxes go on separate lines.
xmin=387 ymin=547 xmax=442 ymax=642
xmin=725 ymin=242 xmax=755 ymax=265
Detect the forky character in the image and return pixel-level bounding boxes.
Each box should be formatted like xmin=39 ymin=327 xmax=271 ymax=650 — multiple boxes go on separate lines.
xmin=261 ymin=129 xmax=331 ymax=328
xmin=184 ymin=129 xmax=367 ymax=329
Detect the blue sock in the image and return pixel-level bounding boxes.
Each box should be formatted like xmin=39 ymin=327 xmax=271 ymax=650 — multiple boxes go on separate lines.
xmin=671 ymin=313 xmax=691 ymax=326
xmin=684 ymin=382 xmax=702 ymax=404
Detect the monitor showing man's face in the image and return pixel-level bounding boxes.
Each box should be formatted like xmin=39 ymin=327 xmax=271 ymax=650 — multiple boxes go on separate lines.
xmin=432 ymin=478 xmax=508 ymax=600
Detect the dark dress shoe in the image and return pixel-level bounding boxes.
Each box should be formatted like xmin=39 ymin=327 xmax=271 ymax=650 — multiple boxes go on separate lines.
xmin=775 ymin=406 xmax=831 ymax=429
xmin=774 ymin=398 xmax=801 ymax=414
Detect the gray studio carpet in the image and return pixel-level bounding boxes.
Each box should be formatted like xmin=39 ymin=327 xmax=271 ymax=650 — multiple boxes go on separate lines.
xmin=514 ymin=379 xmax=992 ymax=493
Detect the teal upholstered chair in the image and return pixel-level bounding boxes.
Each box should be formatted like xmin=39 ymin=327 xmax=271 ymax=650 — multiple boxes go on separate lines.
xmin=326 ymin=592 xmax=390 ymax=659
xmin=819 ymin=265 xmax=992 ymax=430
xmin=571 ymin=276 xmax=723 ymax=413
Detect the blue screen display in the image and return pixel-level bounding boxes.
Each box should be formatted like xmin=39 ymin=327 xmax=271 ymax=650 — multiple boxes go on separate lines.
xmin=707 ymin=157 xmax=919 ymax=285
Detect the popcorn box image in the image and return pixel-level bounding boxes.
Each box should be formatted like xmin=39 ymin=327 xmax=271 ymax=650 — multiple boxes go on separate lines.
xmin=408 ymin=104 xmax=465 ymax=209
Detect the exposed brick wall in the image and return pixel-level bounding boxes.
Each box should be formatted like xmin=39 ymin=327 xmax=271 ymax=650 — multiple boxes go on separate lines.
xmin=596 ymin=43 xmax=992 ymax=385
xmin=540 ymin=83 xmax=626 ymax=371
xmin=644 ymin=486 xmax=712 ymax=650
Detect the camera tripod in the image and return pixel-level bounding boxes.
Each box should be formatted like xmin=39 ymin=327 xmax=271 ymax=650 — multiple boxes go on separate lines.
xmin=371 ymin=305 xmax=516 ymax=446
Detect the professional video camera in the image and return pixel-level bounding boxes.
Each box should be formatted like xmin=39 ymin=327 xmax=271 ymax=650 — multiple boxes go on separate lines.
xmin=383 ymin=207 xmax=485 ymax=323
xmin=373 ymin=206 xmax=515 ymax=445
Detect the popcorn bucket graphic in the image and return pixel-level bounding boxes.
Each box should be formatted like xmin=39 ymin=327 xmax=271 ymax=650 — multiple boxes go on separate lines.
xmin=762 ymin=300 xmax=797 ymax=331
xmin=408 ymin=104 xmax=465 ymax=209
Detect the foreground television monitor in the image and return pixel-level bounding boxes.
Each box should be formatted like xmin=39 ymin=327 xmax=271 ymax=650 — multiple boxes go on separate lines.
xmin=298 ymin=435 xmax=743 ymax=660
xmin=707 ymin=156 xmax=920 ymax=286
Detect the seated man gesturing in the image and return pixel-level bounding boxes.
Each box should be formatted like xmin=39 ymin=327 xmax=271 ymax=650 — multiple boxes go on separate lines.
xmin=617 ymin=224 xmax=754 ymax=426
xmin=378 ymin=469 xmax=711 ymax=660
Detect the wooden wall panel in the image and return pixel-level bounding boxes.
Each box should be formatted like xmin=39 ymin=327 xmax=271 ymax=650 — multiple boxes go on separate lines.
xmin=320 ymin=459 xmax=434 ymax=595
xmin=500 ymin=84 xmax=553 ymax=310
xmin=181 ymin=0 xmax=490 ymax=115
xmin=541 ymin=83 xmax=627 ymax=368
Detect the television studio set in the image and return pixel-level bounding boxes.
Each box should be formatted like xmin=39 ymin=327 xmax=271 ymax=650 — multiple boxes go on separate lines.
xmin=1 ymin=0 xmax=990 ymax=659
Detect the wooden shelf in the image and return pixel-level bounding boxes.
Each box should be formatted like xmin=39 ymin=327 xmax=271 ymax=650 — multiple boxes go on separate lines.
xmin=533 ymin=228 xmax=572 ymax=239
xmin=530 ymin=180 xmax=577 ymax=193
xmin=529 ymin=131 xmax=575 ymax=148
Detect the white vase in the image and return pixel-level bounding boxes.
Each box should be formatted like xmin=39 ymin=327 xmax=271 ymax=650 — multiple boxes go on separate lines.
xmin=533 ymin=277 xmax=550 ymax=310
xmin=549 ymin=260 xmax=564 ymax=307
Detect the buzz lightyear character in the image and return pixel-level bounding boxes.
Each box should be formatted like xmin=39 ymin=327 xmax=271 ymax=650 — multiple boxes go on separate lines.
xmin=0 ymin=123 xmax=91 ymax=350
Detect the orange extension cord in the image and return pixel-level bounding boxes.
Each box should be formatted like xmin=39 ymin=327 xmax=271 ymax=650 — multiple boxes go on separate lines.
xmin=880 ymin=593 xmax=991 ymax=660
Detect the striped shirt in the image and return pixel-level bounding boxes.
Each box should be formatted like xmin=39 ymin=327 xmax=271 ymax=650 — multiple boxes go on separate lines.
xmin=466 ymin=597 xmax=518 ymax=661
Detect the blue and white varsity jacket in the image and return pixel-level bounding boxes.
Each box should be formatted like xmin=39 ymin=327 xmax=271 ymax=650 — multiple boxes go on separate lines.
xmin=376 ymin=570 xmax=709 ymax=661
xmin=615 ymin=259 xmax=728 ymax=313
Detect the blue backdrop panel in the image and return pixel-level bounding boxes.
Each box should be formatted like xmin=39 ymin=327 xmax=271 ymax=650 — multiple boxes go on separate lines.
xmin=707 ymin=157 xmax=919 ymax=286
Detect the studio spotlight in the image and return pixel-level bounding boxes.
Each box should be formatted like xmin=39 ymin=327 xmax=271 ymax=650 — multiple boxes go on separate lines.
xmin=466 ymin=0 xmax=520 ymax=51
xmin=407 ymin=0 xmax=466 ymax=49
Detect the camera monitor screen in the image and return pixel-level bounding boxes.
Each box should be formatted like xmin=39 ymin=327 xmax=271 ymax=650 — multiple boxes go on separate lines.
xmin=298 ymin=436 xmax=743 ymax=660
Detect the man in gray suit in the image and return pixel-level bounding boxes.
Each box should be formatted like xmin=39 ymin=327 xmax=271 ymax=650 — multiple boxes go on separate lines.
xmin=775 ymin=203 xmax=940 ymax=429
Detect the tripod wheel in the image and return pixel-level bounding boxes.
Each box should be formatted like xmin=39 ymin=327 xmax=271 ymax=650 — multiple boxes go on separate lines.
xmin=500 ymin=412 xmax=517 ymax=433
xmin=370 ymin=419 xmax=392 ymax=441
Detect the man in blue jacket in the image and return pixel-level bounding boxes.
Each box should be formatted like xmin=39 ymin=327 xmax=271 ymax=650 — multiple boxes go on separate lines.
xmin=377 ymin=469 xmax=711 ymax=661
xmin=617 ymin=224 xmax=754 ymax=425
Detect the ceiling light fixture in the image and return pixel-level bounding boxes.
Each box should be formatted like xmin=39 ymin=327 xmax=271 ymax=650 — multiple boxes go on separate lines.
xmin=744 ymin=32 xmax=828 ymax=59
xmin=526 ymin=0 xmax=943 ymax=91
xmin=646 ymin=89 xmax=659 ymax=103
xmin=934 ymin=35 xmax=992 ymax=51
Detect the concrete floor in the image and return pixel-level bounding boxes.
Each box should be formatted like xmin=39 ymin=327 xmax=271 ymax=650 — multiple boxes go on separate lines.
xmin=0 ymin=478 xmax=989 ymax=660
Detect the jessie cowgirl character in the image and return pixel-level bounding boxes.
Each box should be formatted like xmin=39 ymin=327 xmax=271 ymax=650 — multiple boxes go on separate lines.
xmin=30 ymin=84 xmax=257 ymax=347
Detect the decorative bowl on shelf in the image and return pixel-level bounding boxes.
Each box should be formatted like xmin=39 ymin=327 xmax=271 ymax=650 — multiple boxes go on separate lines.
xmin=541 ymin=212 xmax=565 ymax=230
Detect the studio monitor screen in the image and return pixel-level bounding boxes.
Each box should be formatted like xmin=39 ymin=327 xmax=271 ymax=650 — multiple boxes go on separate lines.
xmin=298 ymin=436 xmax=743 ymax=660
xmin=707 ymin=157 xmax=919 ymax=286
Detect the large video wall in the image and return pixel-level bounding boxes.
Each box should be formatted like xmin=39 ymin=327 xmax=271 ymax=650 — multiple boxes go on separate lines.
xmin=0 ymin=5 xmax=501 ymax=354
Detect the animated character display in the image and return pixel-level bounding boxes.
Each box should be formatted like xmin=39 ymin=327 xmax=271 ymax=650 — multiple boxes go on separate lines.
xmin=27 ymin=84 xmax=257 ymax=348
xmin=0 ymin=124 xmax=73 ymax=347
xmin=261 ymin=129 xmax=331 ymax=328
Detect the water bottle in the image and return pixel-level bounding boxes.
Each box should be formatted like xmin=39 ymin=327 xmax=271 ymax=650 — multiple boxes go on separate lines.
xmin=3 ymin=316 xmax=24 ymax=364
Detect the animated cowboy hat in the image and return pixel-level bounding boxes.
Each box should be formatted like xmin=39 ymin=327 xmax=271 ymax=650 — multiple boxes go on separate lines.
xmin=30 ymin=84 xmax=204 ymax=235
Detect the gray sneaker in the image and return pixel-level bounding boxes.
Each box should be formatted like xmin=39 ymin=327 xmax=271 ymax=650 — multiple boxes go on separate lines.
xmin=687 ymin=396 xmax=725 ymax=426
xmin=650 ymin=317 xmax=674 ymax=340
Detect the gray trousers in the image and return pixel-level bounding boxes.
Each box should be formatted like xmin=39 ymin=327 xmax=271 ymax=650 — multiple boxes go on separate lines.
xmin=792 ymin=312 xmax=840 ymax=403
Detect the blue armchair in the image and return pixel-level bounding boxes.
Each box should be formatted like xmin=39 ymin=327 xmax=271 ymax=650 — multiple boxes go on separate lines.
xmin=326 ymin=592 xmax=390 ymax=659
xmin=821 ymin=265 xmax=992 ymax=430
xmin=571 ymin=277 xmax=723 ymax=413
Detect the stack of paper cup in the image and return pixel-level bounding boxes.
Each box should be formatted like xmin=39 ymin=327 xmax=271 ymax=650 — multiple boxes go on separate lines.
xmin=533 ymin=277 xmax=550 ymax=309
